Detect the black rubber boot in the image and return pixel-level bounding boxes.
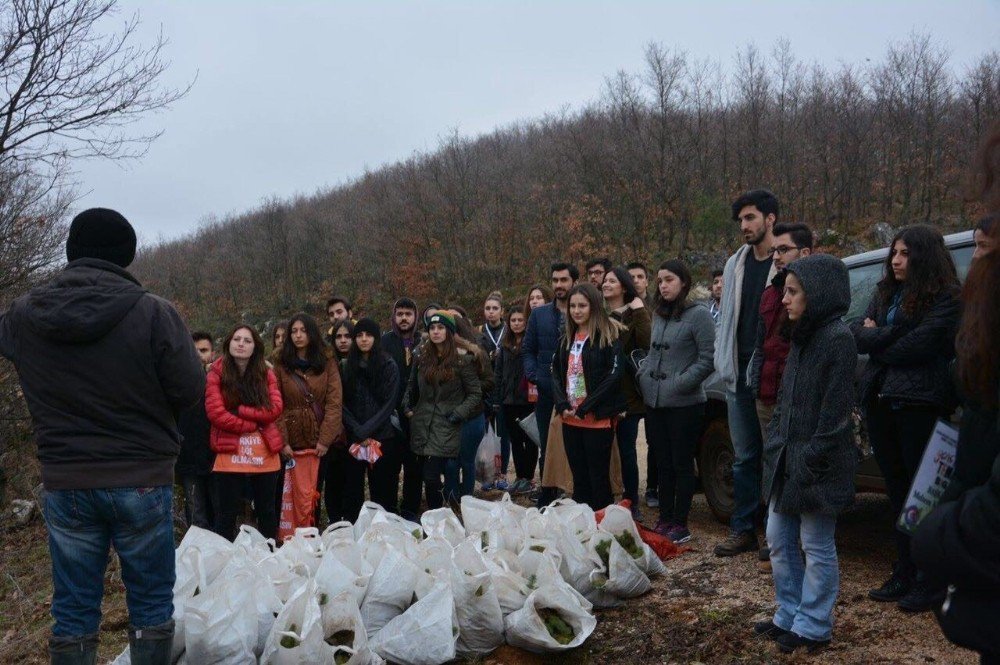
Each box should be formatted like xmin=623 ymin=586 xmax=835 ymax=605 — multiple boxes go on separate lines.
xmin=49 ymin=634 xmax=98 ymax=665
xmin=128 ymin=620 xmax=174 ymax=665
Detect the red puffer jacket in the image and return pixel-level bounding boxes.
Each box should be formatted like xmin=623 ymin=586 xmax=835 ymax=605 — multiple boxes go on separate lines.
xmin=752 ymin=283 xmax=791 ymax=406
xmin=205 ymin=358 xmax=284 ymax=454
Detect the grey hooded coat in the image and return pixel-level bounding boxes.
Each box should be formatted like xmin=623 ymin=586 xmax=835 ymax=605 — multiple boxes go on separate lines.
xmin=762 ymin=254 xmax=859 ymax=516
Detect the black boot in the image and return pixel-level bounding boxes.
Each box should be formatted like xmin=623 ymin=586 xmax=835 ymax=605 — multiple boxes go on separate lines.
xmin=49 ymin=634 xmax=98 ymax=665
xmin=898 ymin=573 xmax=945 ymax=613
xmin=869 ymin=564 xmax=912 ymax=602
xmin=128 ymin=620 xmax=174 ymax=665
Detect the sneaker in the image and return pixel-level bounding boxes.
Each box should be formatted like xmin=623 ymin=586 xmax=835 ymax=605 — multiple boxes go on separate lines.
xmin=868 ymin=568 xmax=912 ymax=603
xmin=753 ymin=620 xmax=788 ymax=641
xmin=516 ymin=479 xmax=535 ymax=495
xmin=653 ymin=519 xmax=672 ymax=537
xmin=667 ymin=525 xmax=692 ymax=544
xmin=713 ymin=531 xmax=759 ymax=557
xmin=495 ymin=478 xmax=509 ymax=491
xmin=897 ymin=581 xmax=944 ymax=613
xmin=645 ymin=492 xmax=659 ymax=508
xmin=480 ymin=481 xmax=495 ymax=492
xmin=776 ymin=632 xmax=830 ymax=654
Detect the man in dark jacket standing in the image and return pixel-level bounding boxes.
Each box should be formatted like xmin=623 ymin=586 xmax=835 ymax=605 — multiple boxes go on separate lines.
xmin=175 ymin=331 xmax=215 ymax=530
xmin=0 ymin=209 xmax=205 ymax=665
xmin=523 ymin=261 xmax=576 ymax=506
xmin=381 ymin=297 xmax=423 ymax=519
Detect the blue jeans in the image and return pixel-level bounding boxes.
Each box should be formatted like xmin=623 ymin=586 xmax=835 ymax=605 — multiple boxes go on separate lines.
xmin=727 ymin=376 xmax=763 ymax=534
xmin=767 ymin=501 xmax=839 ymax=641
xmin=43 ymin=486 xmax=175 ymax=643
xmin=446 ymin=414 xmax=487 ymax=500
xmin=615 ymin=414 xmax=642 ymax=505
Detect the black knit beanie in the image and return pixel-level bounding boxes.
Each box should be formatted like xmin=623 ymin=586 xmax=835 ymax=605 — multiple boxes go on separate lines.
xmin=353 ymin=317 xmax=381 ymax=339
xmin=66 ymin=208 xmax=137 ymax=268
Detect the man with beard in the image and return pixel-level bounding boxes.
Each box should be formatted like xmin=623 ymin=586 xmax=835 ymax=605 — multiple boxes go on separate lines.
xmin=523 ymin=262 xmax=578 ymax=507
xmin=381 ymin=297 xmax=424 ymax=518
xmin=714 ymin=189 xmax=779 ymax=557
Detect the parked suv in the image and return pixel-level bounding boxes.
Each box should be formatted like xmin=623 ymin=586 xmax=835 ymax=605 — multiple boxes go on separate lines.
xmin=695 ymin=230 xmax=976 ymax=523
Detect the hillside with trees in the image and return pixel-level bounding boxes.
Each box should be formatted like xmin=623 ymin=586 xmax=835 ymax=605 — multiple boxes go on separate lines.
xmin=132 ymin=35 xmax=999 ymax=331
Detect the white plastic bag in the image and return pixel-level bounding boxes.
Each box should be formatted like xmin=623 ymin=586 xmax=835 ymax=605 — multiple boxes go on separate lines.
xmin=461 ymin=494 xmax=525 ymax=553
xmin=482 ymin=549 xmax=530 ymax=616
xmin=587 ymin=532 xmax=651 ymax=600
xmin=420 ymin=507 xmax=465 ymax=547
xmin=450 ymin=540 xmax=505 ymax=656
xmin=517 ymin=411 xmax=541 ymax=446
xmin=183 ymin=568 xmax=258 ymax=664
xmin=315 ymin=542 xmax=373 ymax=608
xmin=475 ymin=423 xmax=502 ymax=484
xmin=369 ymin=582 xmax=459 ymax=665
xmin=317 ymin=591 xmax=381 ymax=665
xmin=504 ymin=583 xmax=597 ymax=653
xmin=261 ymin=579 xmax=331 ymax=665
xmin=360 ymin=546 xmax=425 ymax=637
xmin=321 ymin=520 xmax=357 ymax=548
xmin=279 ymin=527 xmax=324 ymax=576
xmin=597 ymin=504 xmax=666 ymax=577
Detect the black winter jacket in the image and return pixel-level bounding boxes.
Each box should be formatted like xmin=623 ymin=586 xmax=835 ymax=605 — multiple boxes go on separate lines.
xmin=851 ymin=288 xmax=961 ymax=408
xmin=762 ymin=255 xmax=859 ymax=516
xmin=342 ymin=352 xmax=400 ymax=444
xmin=382 ymin=330 xmax=421 ymax=408
xmin=493 ymin=342 xmax=530 ymax=407
xmin=551 ymin=333 xmax=626 ymax=421
xmin=0 ymin=259 xmax=204 ymax=490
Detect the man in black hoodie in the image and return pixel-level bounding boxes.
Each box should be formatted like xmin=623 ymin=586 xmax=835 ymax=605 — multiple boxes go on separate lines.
xmin=0 ymin=209 xmax=204 ymax=665
xmin=381 ymin=297 xmax=423 ymax=518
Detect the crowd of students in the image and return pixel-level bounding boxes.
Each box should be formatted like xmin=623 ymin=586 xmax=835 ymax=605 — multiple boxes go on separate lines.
xmin=165 ymin=186 xmax=999 ymax=658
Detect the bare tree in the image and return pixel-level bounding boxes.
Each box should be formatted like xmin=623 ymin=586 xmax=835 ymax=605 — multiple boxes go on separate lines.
xmin=0 ymin=0 xmax=192 ymax=167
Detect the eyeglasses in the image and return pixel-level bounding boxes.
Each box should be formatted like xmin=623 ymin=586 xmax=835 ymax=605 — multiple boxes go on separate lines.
xmin=769 ymin=245 xmax=801 ymax=256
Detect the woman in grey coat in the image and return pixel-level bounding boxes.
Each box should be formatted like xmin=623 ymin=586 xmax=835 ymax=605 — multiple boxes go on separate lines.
xmin=638 ymin=260 xmax=716 ymax=543
xmin=755 ymin=253 xmax=858 ymax=655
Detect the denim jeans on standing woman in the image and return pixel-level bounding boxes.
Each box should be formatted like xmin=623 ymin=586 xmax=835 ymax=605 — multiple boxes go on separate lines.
xmin=447 ymin=413 xmax=486 ymax=500
xmin=43 ymin=486 xmax=175 ymax=652
xmin=766 ymin=500 xmax=839 ymax=641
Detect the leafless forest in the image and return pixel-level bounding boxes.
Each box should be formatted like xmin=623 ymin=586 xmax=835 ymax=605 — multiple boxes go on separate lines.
xmin=126 ymin=37 xmax=998 ymax=332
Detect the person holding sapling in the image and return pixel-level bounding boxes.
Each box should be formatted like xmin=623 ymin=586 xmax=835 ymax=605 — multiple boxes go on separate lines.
xmin=755 ymin=254 xmax=857 ymax=654
xmin=551 ymin=283 xmax=626 ymax=511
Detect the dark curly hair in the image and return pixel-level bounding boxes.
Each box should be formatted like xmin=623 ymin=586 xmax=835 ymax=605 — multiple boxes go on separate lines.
xmin=876 ymin=224 xmax=959 ymax=317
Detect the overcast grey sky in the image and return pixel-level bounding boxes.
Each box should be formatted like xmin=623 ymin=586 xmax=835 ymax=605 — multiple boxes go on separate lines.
xmin=71 ymin=0 xmax=1000 ymax=245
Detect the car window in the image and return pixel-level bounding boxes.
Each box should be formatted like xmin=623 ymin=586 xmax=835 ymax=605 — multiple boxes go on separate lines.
xmin=846 ymin=261 xmax=884 ymax=323
xmin=951 ymin=244 xmax=974 ymax=282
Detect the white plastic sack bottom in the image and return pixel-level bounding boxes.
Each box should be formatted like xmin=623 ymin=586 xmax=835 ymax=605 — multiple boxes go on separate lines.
xmin=587 ymin=532 xmax=652 ymax=600
xmin=359 ymin=546 xmax=425 ymax=637
xmin=451 ymin=540 xmax=505 ymax=656
xmin=369 ymin=582 xmax=459 ymax=665
xmin=183 ymin=568 xmax=258 ymax=664
xmin=504 ymin=582 xmax=597 ymax=653
xmin=261 ymin=579 xmax=332 ymax=665
xmin=318 ymin=591 xmax=382 ymax=665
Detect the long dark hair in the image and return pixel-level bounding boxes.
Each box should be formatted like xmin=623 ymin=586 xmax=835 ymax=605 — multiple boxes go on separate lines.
xmin=876 ymin=225 xmax=959 ymax=317
xmin=564 ymin=283 xmax=622 ymax=349
xmin=220 ymin=324 xmax=271 ymax=408
xmin=418 ymin=325 xmax=460 ymax=384
xmin=605 ymin=266 xmax=639 ymax=305
xmin=271 ymin=321 xmax=286 ymax=350
xmin=328 ymin=318 xmax=354 ymax=364
xmin=280 ymin=313 xmax=328 ymax=373
xmin=501 ymin=302 xmax=527 ymax=353
xmin=523 ymin=284 xmax=553 ymax=317
xmin=655 ymin=260 xmax=693 ymax=320
xmin=342 ymin=330 xmax=388 ymax=395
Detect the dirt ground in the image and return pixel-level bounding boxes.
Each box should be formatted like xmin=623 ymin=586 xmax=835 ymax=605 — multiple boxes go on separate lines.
xmin=0 ymin=429 xmax=977 ymax=664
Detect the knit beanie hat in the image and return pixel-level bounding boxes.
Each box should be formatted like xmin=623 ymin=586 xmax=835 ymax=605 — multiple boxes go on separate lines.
xmin=427 ymin=311 xmax=457 ymax=334
xmin=66 ymin=208 xmax=137 ymax=268
xmin=353 ymin=317 xmax=381 ymax=339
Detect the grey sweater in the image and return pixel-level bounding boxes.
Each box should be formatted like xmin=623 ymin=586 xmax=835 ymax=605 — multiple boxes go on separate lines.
xmin=762 ymin=254 xmax=858 ymax=516
xmin=638 ymin=302 xmax=716 ymax=409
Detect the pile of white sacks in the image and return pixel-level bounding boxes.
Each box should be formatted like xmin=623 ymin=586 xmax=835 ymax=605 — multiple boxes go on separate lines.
xmin=114 ymin=494 xmax=666 ymax=665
